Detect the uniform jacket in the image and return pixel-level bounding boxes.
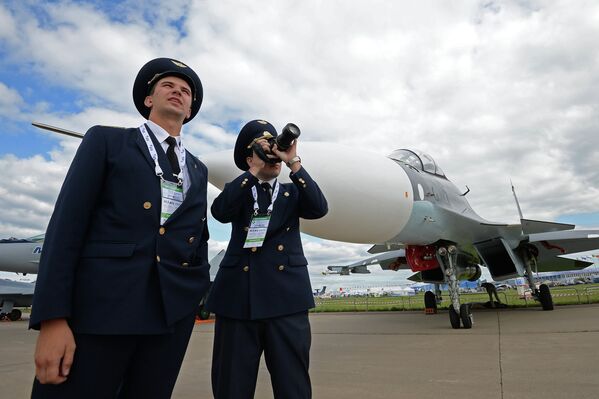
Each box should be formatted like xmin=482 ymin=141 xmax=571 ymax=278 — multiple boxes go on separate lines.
xmin=206 ymin=167 xmax=328 ymax=320
xmin=30 ymin=125 xmax=210 ymax=334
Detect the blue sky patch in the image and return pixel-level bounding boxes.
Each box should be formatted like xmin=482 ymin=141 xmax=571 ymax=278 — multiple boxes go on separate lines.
xmin=557 ymin=212 xmax=599 ymax=228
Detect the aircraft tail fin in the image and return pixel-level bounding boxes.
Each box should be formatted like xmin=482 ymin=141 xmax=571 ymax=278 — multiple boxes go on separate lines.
xmin=511 ymin=180 xmax=524 ymax=220
xmin=208 ymin=250 xmax=226 ymax=280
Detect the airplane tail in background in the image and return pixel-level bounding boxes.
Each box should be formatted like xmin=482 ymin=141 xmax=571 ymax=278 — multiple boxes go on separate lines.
xmin=208 ymin=250 xmax=226 ymax=280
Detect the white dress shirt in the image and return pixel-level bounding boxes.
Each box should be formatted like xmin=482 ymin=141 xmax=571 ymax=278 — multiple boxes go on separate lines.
xmin=146 ymin=120 xmax=191 ymax=196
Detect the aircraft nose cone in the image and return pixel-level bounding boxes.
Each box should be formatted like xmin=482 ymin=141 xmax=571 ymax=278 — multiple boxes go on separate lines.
xmin=203 ymin=142 xmax=414 ymax=244
xmin=203 ymin=150 xmax=237 ymax=190
xmin=296 ymin=142 xmax=414 ymax=243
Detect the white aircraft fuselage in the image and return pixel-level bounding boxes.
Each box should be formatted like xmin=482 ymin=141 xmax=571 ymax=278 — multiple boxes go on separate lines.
xmin=0 ymin=239 xmax=42 ymax=274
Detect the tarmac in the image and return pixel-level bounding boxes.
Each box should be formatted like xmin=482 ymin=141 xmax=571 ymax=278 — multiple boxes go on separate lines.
xmin=1 ymin=304 xmax=599 ymax=398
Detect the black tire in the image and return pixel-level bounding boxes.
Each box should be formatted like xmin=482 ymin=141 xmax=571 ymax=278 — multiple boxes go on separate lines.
xmin=460 ymin=304 xmax=473 ymax=329
xmin=8 ymin=309 xmax=22 ymax=321
xmin=424 ymin=291 xmax=437 ymax=311
xmin=197 ymin=305 xmax=210 ymax=320
xmin=539 ymin=284 xmax=554 ymax=311
xmin=449 ymin=305 xmax=461 ymax=329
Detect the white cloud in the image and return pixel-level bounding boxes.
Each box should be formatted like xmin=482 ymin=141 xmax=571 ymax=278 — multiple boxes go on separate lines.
xmin=0 ymin=153 xmax=66 ymax=238
xmin=0 ymin=82 xmax=25 ymax=119
xmin=1 ymin=0 xmax=599 ymax=274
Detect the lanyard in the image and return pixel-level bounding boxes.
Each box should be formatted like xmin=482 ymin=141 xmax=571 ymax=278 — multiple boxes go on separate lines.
xmin=251 ymin=181 xmax=280 ymax=215
xmin=139 ymin=124 xmax=186 ymax=186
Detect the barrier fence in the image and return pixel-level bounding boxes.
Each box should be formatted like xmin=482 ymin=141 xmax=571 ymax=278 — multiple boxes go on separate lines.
xmin=312 ymin=285 xmax=599 ymax=312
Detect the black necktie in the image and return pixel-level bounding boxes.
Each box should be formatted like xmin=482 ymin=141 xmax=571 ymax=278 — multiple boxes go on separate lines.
xmin=261 ymin=182 xmax=272 ymax=202
xmin=165 ymin=136 xmax=181 ymax=177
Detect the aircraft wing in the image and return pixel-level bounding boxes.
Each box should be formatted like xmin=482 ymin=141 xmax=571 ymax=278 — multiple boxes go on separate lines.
xmin=0 ymin=279 xmax=35 ymax=308
xmin=367 ymin=243 xmax=405 ymax=254
xmin=327 ymin=249 xmax=407 ymax=275
xmin=528 ymin=230 xmax=599 ymax=271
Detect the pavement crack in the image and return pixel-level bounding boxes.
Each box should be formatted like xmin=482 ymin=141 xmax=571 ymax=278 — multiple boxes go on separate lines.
xmin=497 ymin=312 xmax=504 ymax=399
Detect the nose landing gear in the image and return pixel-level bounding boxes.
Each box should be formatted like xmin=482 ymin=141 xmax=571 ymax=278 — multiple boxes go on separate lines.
xmin=437 ymin=245 xmax=473 ymax=329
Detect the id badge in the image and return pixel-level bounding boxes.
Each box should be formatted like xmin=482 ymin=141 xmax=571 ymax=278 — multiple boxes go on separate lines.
xmin=243 ymin=214 xmax=271 ymax=248
xmin=161 ymin=180 xmax=183 ymax=225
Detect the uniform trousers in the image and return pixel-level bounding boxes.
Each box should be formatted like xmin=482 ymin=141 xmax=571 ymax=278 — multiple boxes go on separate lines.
xmin=211 ymin=311 xmax=312 ymax=399
xmin=31 ymin=314 xmax=195 ymax=399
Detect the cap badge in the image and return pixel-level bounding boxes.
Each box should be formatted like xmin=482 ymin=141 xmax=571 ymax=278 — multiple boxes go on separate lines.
xmin=257 ymin=120 xmax=268 ymax=124
xmin=171 ymin=60 xmax=188 ymax=68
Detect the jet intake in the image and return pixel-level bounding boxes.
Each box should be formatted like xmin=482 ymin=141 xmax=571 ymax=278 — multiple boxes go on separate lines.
xmin=406 ymin=245 xmax=440 ymax=272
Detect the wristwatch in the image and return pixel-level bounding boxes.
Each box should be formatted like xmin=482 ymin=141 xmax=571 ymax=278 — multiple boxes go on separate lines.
xmin=286 ymin=156 xmax=301 ymax=168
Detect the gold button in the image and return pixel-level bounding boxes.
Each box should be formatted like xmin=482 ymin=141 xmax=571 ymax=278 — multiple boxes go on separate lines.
xmin=156 ymin=255 xmax=161 ymax=262
xmin=278 ymin=265 xmax=285 ymax=271
xmin=303 ymin=184 xmax=307 ymax=188
xmin=277 ymin=244 xmax=284 ymax=251
xmin=188 ymin=236 xmax=195 ymax=244
xmin=243 ymin=266 xmax=249 ymax=272
xmin=181 ymin=262 xmax=189 ymax=267
xmin=244 ymin=227 xmax=249 ymax=232
xmin=251 ymin=247 xmax=257 ymax=252
xmin=143 ymin=201 xmax=152 ymax=209
xmin=299 ymin=178 xmax=305 ymax=184
xmin=159 ymin=227 xmax=166 ymax=235
xmin=284 ymin=192 xmax=290 ymax=197
xmin=286 ymin=227 xmax=290 ymax=231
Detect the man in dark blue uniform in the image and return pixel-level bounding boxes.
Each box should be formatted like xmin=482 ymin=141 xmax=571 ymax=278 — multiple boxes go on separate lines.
xmin=30 ymin=58 xmax=211 ymax=398
xmin=207 ymin=120 xmax=328 ymax=399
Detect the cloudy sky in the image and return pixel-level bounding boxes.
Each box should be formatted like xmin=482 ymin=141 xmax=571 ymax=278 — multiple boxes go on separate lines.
xmin=1 ymin=0 xmax=598 ymax=285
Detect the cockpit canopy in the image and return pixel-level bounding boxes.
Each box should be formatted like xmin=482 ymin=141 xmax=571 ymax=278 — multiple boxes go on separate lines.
xmin=387 ymin=149 xmax=446 ymax=177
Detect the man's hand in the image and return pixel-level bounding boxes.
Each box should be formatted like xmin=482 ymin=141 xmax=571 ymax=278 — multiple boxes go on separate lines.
xmin=271 ymin=139 xmax=298 ymax=164
xmin=34 ymin=318 xmax=76 ymax=384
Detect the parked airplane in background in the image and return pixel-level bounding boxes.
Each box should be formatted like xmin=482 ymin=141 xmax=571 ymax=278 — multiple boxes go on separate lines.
xmin=29 ymin=122 xmax=599 ymax=329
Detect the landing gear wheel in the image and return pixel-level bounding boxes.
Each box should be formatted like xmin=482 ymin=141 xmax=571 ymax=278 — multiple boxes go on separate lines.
xmin=539 ymin=284 xmax=554 ymax=311
xmin=449 ymin=305 xmax=461 ymax=329
xmin=424 ymin=291 xmax=437 ymax=314
xmin=459 ymin=304 xmax=473 ymax=329
xmin=8 ymin=309 xmax=22 ymax=321
xmin=197 ymin=305 xmax=210 ymax=320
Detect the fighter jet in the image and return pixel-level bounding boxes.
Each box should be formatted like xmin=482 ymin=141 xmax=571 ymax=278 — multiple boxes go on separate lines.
xmin=203 ymin=143 xmax=599 ymax=329
xmin=29 ymin=123 xmax=599 ymax=329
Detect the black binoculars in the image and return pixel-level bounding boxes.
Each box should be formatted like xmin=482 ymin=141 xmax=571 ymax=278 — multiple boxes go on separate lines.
xmin=252 ymin=123 xmax=301 ymax=164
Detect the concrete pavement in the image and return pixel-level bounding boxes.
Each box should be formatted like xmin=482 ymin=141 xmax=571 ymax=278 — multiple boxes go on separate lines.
xmin=1 ymin=304 xmax=598 ymax=398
